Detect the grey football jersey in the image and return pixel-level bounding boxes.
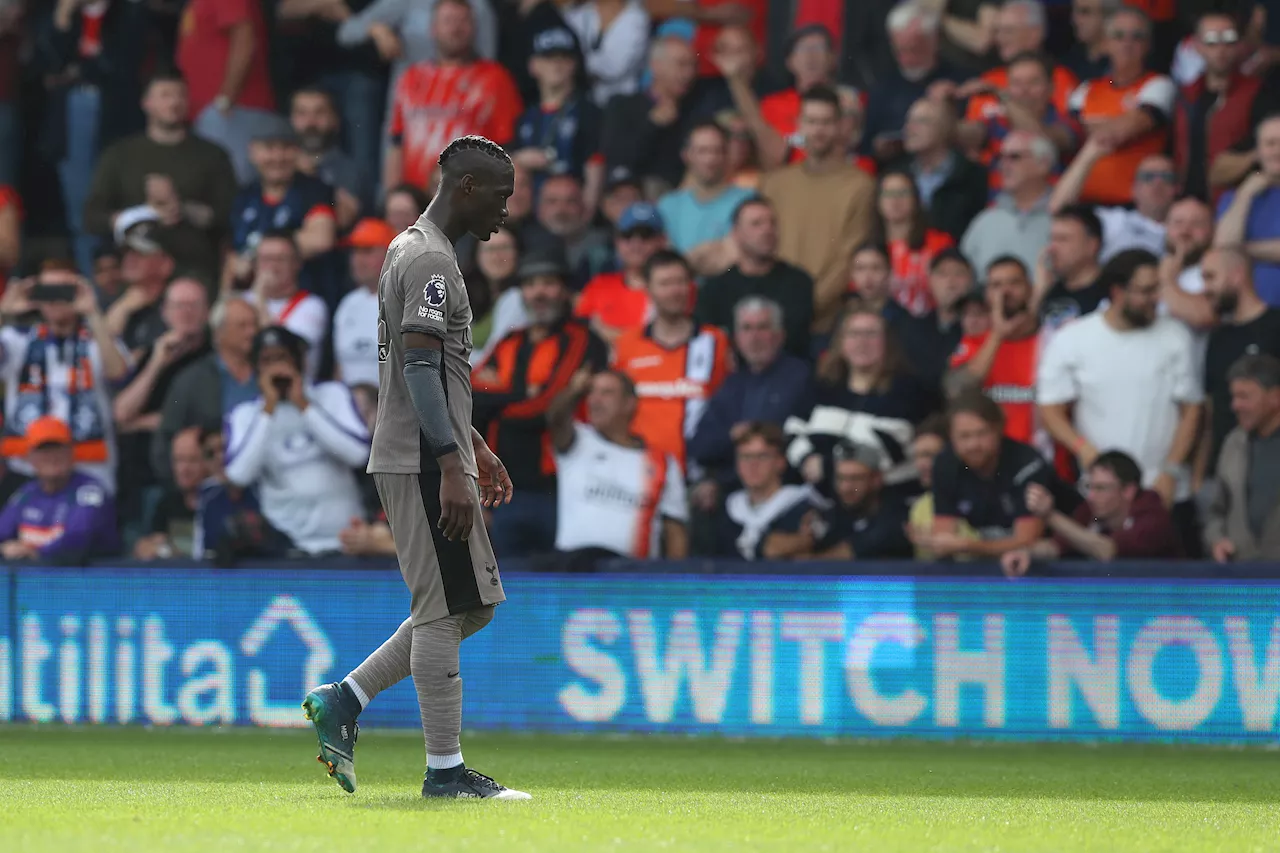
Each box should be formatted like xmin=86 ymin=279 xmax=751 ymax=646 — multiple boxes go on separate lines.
xmin=367 ymin=215 xmax=477 ymax=478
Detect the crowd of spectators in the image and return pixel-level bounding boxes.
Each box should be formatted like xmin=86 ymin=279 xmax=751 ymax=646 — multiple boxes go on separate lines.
xmin=1 ymin=0 xmax=1279 ymax=572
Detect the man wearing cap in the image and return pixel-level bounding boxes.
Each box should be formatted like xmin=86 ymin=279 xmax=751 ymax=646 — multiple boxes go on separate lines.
xmin=224 ymin=326 xmax=371 ymax=555
xmin=0 ymin=416 xmax=119 ymax=562
xmin=472 ymin=248 xmax=608 ymax=554
xmin=574 ymin=201 xmax=670 ymax=342
xmin=897 ymin=248 xmax=976 ymax=391
xmin=512 ymin=27 xmax=602 ymax=205
xmin=333 ymin=218 xmax=397 ymax=386
xmin=103 ymin=210 xmax=179 ymax=357
xmin=227 ymin=116 xmax=340 ymax=305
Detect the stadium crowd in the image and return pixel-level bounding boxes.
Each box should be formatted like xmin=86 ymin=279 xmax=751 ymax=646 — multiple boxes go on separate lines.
xmin=0 ymin=0 xmax=1278 ymax=571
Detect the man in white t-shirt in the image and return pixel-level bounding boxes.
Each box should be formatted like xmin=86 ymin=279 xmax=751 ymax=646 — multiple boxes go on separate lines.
xmin=1036 ymin=249 xmax=1203 ymax=539
xmin=331 ymin=218 xmax=396 ymax=386
xmin=242 ymin=230 xmax=329 ymax=381
xmin=548 ymin=368 xmax=688 ymax=565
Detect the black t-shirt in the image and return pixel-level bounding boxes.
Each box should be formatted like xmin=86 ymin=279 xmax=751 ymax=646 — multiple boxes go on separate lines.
xmin=1205 ymin=308 xmax=1280 ymax=472
xmin=1039 ymin=277 xmax=1109 ymax=331
xmin=123 ymin=303 xmax=166 ymax=354
xmin=698 ymin=262 xmax=815 ymax=361
xmin=811 ymin=497 xmax=913 ymax=559
xmin=932 ymin=437 xmax=1064 ymax=539
xmin=896 ymin=310 xmax=962 ymax=392
xmin=139 ymin=337 xmax=214 ymax=415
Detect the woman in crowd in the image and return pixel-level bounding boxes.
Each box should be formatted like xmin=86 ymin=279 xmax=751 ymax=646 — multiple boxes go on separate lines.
xmin=468 ymin=226 xmax=523 ymax=366
xmin=871 ymin=170 xmax=954 ymax=318
xmin=381 ymin=183 xmax=430 ymax=235
xmin=847 ymin=243 xmax=909 ymax=326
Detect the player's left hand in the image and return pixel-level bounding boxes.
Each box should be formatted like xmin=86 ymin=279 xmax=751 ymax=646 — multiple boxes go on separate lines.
xmin=475 ymin=441 xmax=513 ymax=507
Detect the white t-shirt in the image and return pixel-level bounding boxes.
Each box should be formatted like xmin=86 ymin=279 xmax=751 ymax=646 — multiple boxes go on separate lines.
xmin=563 ymin=0 xmax=650 ymax=107
xmin=243 ymin=290 xmax=329 ymax=381
xmin=1097 ymin=207 xmax=1166 ymax=262
xmin=0 ymin=326 xmax=128 ymax=493
xmin=554 ymin=424 xmax=687 ymax=557
xmin=1037 ymin=312 xmax=1203 ymax=500
xmin=331 ymin=287 xmax=379 ymax=387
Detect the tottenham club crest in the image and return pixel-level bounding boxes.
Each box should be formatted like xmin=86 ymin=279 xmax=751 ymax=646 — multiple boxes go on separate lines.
xmin=424 ymin=275 xmax=447 ymax=308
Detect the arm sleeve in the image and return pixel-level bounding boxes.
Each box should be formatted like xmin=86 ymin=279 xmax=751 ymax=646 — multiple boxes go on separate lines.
xmin=1035 ymin=330 xmax=1079 ymax=406
xmin=579 ymin=6 xmax=649 ymax=88
xmin=659 ymin=455 xmax=689 ymax=523
xmin=41 ymin=485 xmax=112 ymax=558
xmin=224 ymin=403 xmax=273 ymax=487
xmin=302 ymin=385 xmax=372 ymax=468
xmin=1135 ymin=76 xmax=1176 ymax=118
xmin=336 ymin=0 xmax=408 ymax=46
xmin=404 ymin=348 xmax=458 ymax=458
xmin=399 ymin=251 xmax=455 ymax=338
xmin=1169 ymin=326 xmax=1205 ymax=403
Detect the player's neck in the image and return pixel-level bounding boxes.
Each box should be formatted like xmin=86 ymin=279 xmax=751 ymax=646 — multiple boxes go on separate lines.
xmin=425 ymin=198 xmax=467 ymax=243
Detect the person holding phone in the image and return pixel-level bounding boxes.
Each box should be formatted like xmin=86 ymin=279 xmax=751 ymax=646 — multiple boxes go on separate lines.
xmin=0 ymin=266 xmax=130 ymax=494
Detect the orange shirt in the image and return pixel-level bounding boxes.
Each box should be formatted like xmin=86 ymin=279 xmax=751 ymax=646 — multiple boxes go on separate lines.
xmin=888 ymin=229 xmax=953 ymax=317
xmin=965 ymin=64 xmax=1079 ymax=119
xmin=574 ymin=272 xmax=652 ymax=332
xmin=389 ymin=60 xmax=523 ymax=190
xmin=1069 ymin=72 xmax=1174 ymax=206
xmin=949 ymin=331 xmax=1044 ymax=448
xmin=762 ymin=88 xmax=802 ymax=149
xmin=612 ymin=324 xmax=733 ymax=470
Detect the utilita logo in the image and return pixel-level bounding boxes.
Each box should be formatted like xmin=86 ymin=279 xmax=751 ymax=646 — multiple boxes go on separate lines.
xmin=0 ymin=596 xmax=333 ymax=727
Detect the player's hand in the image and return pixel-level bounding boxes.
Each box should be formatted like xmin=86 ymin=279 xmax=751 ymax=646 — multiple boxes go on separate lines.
xmin=438 ymin=467 xmax=475 ymax=541
xmin=1212 ymin=538 xmax=1236 ymax=564
xmin=1025 ymin=482 xmax=1054 ymax=519
xmin=1001 ymin=548 xmax=1032 ymax=578
xmin=474 ymin=442 xmax=513 ymax=507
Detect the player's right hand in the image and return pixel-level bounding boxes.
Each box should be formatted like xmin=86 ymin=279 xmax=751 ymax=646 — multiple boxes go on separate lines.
xmin=439 ymin=469 xmax=474 ymax=541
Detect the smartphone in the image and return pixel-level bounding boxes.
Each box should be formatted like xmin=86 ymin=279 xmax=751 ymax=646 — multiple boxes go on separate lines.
xmin=30 ymin=283 xmax=77 ymax=303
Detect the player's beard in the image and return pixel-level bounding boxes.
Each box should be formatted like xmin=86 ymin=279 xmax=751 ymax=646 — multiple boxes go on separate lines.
xmin=1121 ymin=303 xmax=1154 ymax=328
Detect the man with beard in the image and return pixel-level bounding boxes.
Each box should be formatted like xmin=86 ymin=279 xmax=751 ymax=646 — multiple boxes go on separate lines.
xmin=1157 ymin=197 xmax=1216 ymax=333
xmin=1200 ymin=246 xmax=1280 ymax=478
xmin=291 ymin=87 xmax=372 ymax=230
xmin=1038 ymin=249 xmax=1203 ymax=551
xmin=1050 ymin=143 xmax=1175 ymax=261
xmin=524 ymin=174 xmax=609 ymax=287
xmin=1033 ymin=205 xmax=1104 ymax=333
xmin=471 ymin=248 xmax=608 ymax=555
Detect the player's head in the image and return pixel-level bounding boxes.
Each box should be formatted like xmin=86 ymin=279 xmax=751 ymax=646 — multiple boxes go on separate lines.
xmin=586 ymin=369 xmax=637 ymax=433
xmin=832 ymin=440 xmax=884 ymax=509
xmin=644 ymin=249 xmax=693 ymax=320
xmin=734 ymin=422 xmax=788 ymax=492
xmin=984 ymin=255 xmax=1032 ymax=317
xmin=947 ymin=392 xmax=1005 ymax=472
xmin=24 ymin=416 xmax=75 ymax=490
xmin=1085 ymin=450 xmax=1142 ymax=522
xmin=1099 ymin=248 xmax=1159 ymax=328
xmin=1200 ymin=244 xmax=1254 ymax=318
xmin=436 ymin=135 xmax=515 ymax=241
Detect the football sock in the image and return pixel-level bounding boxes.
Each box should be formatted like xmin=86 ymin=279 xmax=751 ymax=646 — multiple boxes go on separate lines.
xmin=346 ymin=617 xmax=414 ymax=708
xmin=411 ymin=615 xmax=465 ymax=769
xmin=336 ymin=679 xmax=366 ymax=716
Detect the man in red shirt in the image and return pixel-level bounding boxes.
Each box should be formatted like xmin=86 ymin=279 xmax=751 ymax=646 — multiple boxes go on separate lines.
xmin=180 ymin=0 xmax=278 ymax=185
xmin=1001 ymin=450 xmax=1182 ymax=575
xmin=574 ymin=202 xmax=668 ymax=344
xmin=384 ymin=0 xmax=522 ymax=193
xmin=645 ymin=0 xmax=767 ymax=79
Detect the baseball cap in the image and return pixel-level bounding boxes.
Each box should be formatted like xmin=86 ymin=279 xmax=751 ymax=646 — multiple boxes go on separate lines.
xmin=114 ymin=205 xmax=164 ymax=254
xmin=25 ymin=416 xmax=72 ymax=451
xmin=617 ymin=202 xmax=664 ymax=235
xmin=604 ymin=165 xmax=641 ymax=193
xmin=250 ymin=325 xmax=308 ymax=368
xmin=343 ymin=218 xmax=398 ymax=249
xmin=532 ymin=27 xmax=577 ymax=57
xmin=518 ymin=247 xmax=570 ymax=281
xmin=251 ymin=115 xmax=299 ymax=145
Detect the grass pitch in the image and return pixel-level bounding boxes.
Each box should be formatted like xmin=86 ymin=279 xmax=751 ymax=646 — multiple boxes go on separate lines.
xmin=3 ymin=726 xmax=1279 ymax=852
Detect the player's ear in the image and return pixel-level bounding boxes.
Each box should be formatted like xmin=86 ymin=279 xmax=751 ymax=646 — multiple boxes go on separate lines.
xmin=459 ymin=173 xmax=475 ymax=196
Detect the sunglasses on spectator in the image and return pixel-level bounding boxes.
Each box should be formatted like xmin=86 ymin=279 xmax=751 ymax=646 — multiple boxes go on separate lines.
xmin=1136 ymin=170 xmax=1176 ymax=183
xmin=1107 ymin=28 xmax=1147 ymax=41
xmin=1200 ymin=29 xmax=1239 ymax=45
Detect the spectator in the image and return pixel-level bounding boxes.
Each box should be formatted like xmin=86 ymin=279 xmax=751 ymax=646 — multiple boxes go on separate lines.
xmin=1157 ymin=197 xmax=1216 ymax=333
xmin=103 ymin=213 xmax=177 ymax=357
xmin=333 ymin=218 xmax=397 ymax=386
xmin=473 ymin=249 xmax=608 ymax=555
xmin=1034 ymin=204 xmax=1105 ymax=331
xmin=688 ymin=296 xmax=814 ymax=500
xmin=786 ymin=306 xmax=936 ymax=500
xmin=241 ymin=231 xmax=331 ymax=381
xmin=898 ymin=248 xmax=975 ymax=390
xmin=383 ymin=0 xmax=522 ymax=193
xmin=1064 ymin=0 xmax=1116 ymax=82
xmin=134 ymin=427 xmax=206 ymax=560
xmin=1214 ymin=115 xmax=1280 ymax=307
xmin=1002 ymin=449 xmax=1183 ymax=576
xmin=224 ymin=327 xmax=370 ymax=556
xmin=864 ymin=3 xmax=964 ymax=158
xmin=1065 ymin=7 xmax=1175 ymax=206
xmin=84 ymin=71 xmax=237 ymax=286
xmin=601 ymin=34 xmax=699 ymax=192
xmin=564 ymin=0 xmax=651 ymax=108
xmin=950 ymin=2 xmax=1078 ymax=115
xmin=290 ymin=87 xmax=372 ymax=230
xmin=1205 ymin=353 xmax=1280 ymax=562
xmin=646 ymin=0 xmax=764 ymax=81
xmin=227 ymin=119 xmax=339 ymax=304
xmin=512 ymin=28 xmax=603 ymax=204
xmin=1050 ymin=141 xmax=1174 ymax=260
xmin=1174 ymin=12 xmax=1260 ymax=204
xmin=575 ymin=202 xmax=667 ymax=343
xmin=872 ymin=168 xmax=956 ymax=316
xmin=0 ymin=184 xmax=16 ymax=281
xmin=905 ymin=412 xmax=976 ymax=559
xmin=0 ymin=270 xmax=128 ymax=493
xmin=179 ymin=0 xmax=279 ymax=184
xmin=91 ymin=248 xmax=124 ymax=312
xmin=715 ymin=421 xmax=814 ymax=560
xmin=894 ymin=98 xmax=988 ymax=242
xmin=912 ymin=391 xmax=1061 ymax=560
xmin=548 ymin=368 xmax=689 ymax=563
xmin=657 ymin=122 xmax=753 ymax=275
xmin=846 ymin=243 xmax=910 ymax=327
xmin=470 ymin=226 xmax=525 ymax=366
xmin=960 ymin=131 xmax=1055 ymax=279
xmin=761 ymin=86 xmax=874 ymax=334
xmin=802 ymin=441 xmax=914 ymax=560
xmin=152 ymin=298 xmax=259 ymax=486
xmin=1200 ymin=246 xmax=1280 ymax=477
xmin=524 ymin=174 xmax=609 ymax=285
xmin=613 ymin=250 xmax=732 ymax=472
xmin=696 ymin=197 xmax=815 ymax=360
xmin=947 ymin=255 xmax=1048 ymax=457
xmin=0 ymin=416 xmax=118 ymax=563
xmin=1037 ymin=249 xmax=1203 ymax=545
xmin=599 ymin=168 xmax=644 ymax=228
xmin=383 ymin=183 xmax=430 ymax=235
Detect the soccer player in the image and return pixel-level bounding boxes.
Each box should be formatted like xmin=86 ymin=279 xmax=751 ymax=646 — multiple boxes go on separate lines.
xmin=301 ymin=136 xmax=529 ymax=801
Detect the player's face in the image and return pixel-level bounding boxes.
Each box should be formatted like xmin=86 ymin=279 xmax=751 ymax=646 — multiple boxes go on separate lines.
xmin=29 ymin=443 xmax=74 ymax=485
xmin=735 ymin=436 xmax=784 ymax=491
xmin=648 ymin=263 xmax=692 ymax=318
xmin=911 ymin=433 xmax=945 ymax=489
xmin=1118 ymin=265 xmax=1159 ymax=328
xmin=466 ymin=167 xmax=515 ymax=240
xmin=833 ymin=459 xmax=877 ymax=508
xmin=839 ymin=314 xmax=886 ymax=372
xmin=950 ymin=412 xmax=1001 ymax=471
xmin=586 ymin=373 xmax=634 ymax=431
xmin=1230 ymin=378 xmax=1280 ymax=433
xmin=1084 ymin=466 xmax=1127 ymax=519
xmin=928 ymin=258 xmax=973 ymax=310
xmin=850 ymin=250 xmax=890 ymax=302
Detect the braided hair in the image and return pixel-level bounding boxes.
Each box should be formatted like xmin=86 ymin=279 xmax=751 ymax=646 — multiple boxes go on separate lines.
xmin=438 ymin=135 xmax=512 ymax=170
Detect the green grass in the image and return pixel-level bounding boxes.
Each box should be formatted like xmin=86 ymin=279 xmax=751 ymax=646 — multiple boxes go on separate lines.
xmin=3 ymin=726 xmax=1280 ymax=852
